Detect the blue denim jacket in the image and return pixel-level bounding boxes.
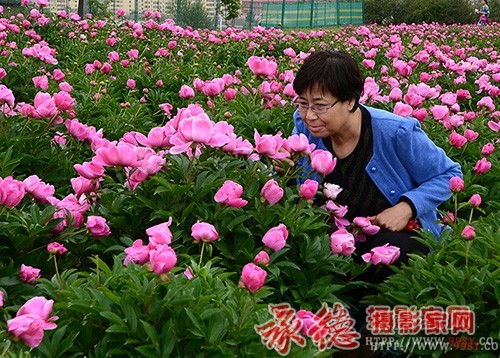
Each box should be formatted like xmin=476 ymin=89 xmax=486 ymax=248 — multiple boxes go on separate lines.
xmin=293 ymin=105 xmax=463 ymax=239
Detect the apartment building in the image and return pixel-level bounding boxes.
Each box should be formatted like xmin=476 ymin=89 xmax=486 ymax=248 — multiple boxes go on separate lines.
xmin=48 ymin=0 xmax=219 ymax=21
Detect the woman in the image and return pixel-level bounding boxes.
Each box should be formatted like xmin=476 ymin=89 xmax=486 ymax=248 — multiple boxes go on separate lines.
xmin=476 ymin=0 xmax=490 ymax=25
xmin=290 ymin=50 xmax=462 ymax=273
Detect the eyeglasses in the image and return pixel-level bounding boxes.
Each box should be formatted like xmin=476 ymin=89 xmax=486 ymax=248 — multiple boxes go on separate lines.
xmin=292 ymin=98 xmax=341 ymax=114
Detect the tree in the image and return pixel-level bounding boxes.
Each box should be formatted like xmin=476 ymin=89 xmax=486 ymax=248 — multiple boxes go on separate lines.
xmin=88 ymin=0 xmax=112 ymax=18
xmin=220 ymin=0 xmax=242 ymax=22
xmin=166 ymin=0 xmax=214 ymax=29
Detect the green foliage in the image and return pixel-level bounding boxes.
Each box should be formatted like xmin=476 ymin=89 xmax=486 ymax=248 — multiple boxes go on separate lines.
xmin=166 ymin=0 xmax=214 ymax=29
xmin=366 ymin=215 xmax=500 ymax=356
xmin=365 ymin=0 xmax=477 ymax=24
xmin=32 ymin=257 xmax=278 ymax=357
xmin=220 ymin=0 xmax=242 ymax=22
xmin=0 ymin=4 xmax=498 ymax=357
xmin=88 ymin=0 xmax=113 ymax=18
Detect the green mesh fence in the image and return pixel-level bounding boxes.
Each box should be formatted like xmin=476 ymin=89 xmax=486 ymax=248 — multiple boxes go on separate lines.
xmin=247 ymin=0 xmax=363 ymax=28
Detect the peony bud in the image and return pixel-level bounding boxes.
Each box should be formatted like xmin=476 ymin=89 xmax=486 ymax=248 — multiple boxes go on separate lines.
xmin=461 ymin=225 xmax=475 ymax=240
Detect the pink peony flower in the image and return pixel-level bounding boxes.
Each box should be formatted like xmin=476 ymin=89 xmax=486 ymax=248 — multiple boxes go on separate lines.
xmin=296 ymin=310 xmax=329 ymax=338
xmin=362 ymin=244 xmax=400 ymax=266
xmin=191 ymin=221 xmax=219 ymax=242
xmin=53 ymin=91 xmax=75 ymax=111
xmin=33 ymin=92 xmax=57 ymax=118
xmin=65 ymin=119 xmax=90 ymax=141
xmin=0 ymin=176 xmax=26 ymax=207
xmin=0 ymin=84 xmax=15 ymax=108
xmin=146 ymin=217 xmax=173 ymax=247
xmin=310 ymin=150 xmax=337 ymax=177
xmin=487 ymin=120 xmax=499 ymax=132
xmin=241 ymin=263 xmax=267 ymax=292
xmin=47 ymin=242 xmax=67 ymax=255
xmin=463 ymin=129 xmax=478 ymax=142
xmin=449 ymin=131 xmax=467 ymax=148
xmin=388 ymin=87 xmax=403 ymax=102
xmin=253 ymin=250 xmax=270 ymax=266
xmin=283 ymin=133 xmax=315 ymax=155
xmin=324 ymin=200 xmax=350 ymax=227
xmin=183 ymin=267 xmax=194 ymax=279
xmin=126 ymin=79 xmax=136 ymax=89
xmin=71 ymin=176 xmax=98 ymax=196
xmin=455 ymin=89 xmax=471 ymax=100
xmin=442 ymin=211 xmax=455 ymax=225
xmin=23 ymin=175 xmax=54 ymax=203
xmin=393 ymin=102 xmax=413 ymax=117
xmin=261 ymin=179 xmax=284 ymax=205
xmin=461 ymin=225 xmax=475 ymax=240
xmin=124 ymin=239 xmax=150 ymax=265
xmin=449 ymin=176 xmax=464 ymax=192
xmin=74 ymin=161 xmax=105 ymax=179
xmin=169 ymin=113 xmax=231 ymax=155
xmin=481 ymin=143 xmax=495 ymax=156
xmin=323 ymin=183 xmax=342 ymax=200
xmin=214 ymin=180 xmax=248 ymax=208
xmin=412 ymin=108 xmax=428 ymax=122
xmin=254 ymin=129 xmax=289 ymax=160
xmin=7 ymin=296 xmax=58 ymax=348
xmin=430 ymin=105 xmax=449 ymax=121
xmin=86 ymin=216 xmax=111 ymax=237
xmin=32 ymin=75 xmax=49 ymax=90
xmin=149 ymin=244 xmax=177 ymax=274
xmin=203 ymin=79 xmax=224 ymax=97
xmin=353 ymin=217 xmax=380 ymax=235
xmin=330 ymin=229 xmax=356 ymax=256
xmin=477 ymin=96 xmax=495 ymax=112
xmin=224 ymin=88 xmax=238 ymax=101
xmin=20 ymin=264 xmax=41 ymax=284
xmin=93 ymin=141 xmax=139 ymax=168
xmin=474 ymin=158 xmax=492 ymax=175
xmin=246 ymin=56 xmax=277 ymax=78
xmin=179 ymin=85 xmax=195 ymax=99
xmin=468 ymin=194 xmax=482 ymax=208
xmin=0 ymin=291 xmax=3 ymax=307
xmin=261 ymin=223 xmax=288 ymax=252
xmin=298 ymin=178 xmax=319 ymax=200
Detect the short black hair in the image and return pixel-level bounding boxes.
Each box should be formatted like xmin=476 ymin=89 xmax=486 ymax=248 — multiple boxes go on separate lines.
xmin=293 ymin=50 xmax=364 ymax=112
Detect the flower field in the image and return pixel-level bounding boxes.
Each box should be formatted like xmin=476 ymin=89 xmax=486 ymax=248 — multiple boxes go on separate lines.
xmin=0 ymin=3 xmax=498 ymax=357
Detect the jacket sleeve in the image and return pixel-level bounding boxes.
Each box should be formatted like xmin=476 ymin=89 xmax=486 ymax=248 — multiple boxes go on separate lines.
xmin=396 ymin=120 xmax=462 ymax=217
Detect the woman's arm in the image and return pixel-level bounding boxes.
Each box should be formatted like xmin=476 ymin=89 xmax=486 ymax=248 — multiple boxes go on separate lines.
xmin=395 ymin=120 xmax=462 ymax=217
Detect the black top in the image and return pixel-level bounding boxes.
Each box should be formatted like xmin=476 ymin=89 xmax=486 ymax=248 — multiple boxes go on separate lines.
xmin=321 ymin=106 xmax=392 ymax=222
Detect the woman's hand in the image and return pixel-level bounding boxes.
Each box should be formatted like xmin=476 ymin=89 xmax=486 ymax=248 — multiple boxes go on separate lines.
xmin=368 ymin=201 xmax=414 ymax=232
xmin=272 ymin=158 xmax=295 ymax=175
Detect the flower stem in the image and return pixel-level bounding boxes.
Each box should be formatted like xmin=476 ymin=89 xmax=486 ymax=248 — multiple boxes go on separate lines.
xmin=53 ymin=254 xmax=63 ymax=287
xmin=199 ymin=241 xmax=206 ymax=265
xmin=468 ymin=208 xmax=474 ymax=223
xmin=465 ymin=240 xmax=471 ymax=271
xmin=238 ymin=293 xmax=251 ymax=327
xmin=187 ymin=154 xmax=197 ymax=184
xmin=454 ymin=195 xmax=458 ymax=220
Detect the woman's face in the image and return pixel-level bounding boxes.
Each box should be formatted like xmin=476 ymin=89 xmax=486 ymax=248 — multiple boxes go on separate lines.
xmin=295 ymin=87 xmax=354 ymax=138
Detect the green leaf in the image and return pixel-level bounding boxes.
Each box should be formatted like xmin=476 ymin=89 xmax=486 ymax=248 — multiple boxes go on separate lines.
xmin=184 ymin=307 xmax=206 ymax=338
xmin=141 ymin=320 xmax=159 ymax=346
xmin=226 ymin=213 xmax=253 ymax=231
xmin=106 ymin=324 xmax=130 ymax=333
xmin=121 ymin=298 xmax=139 ymax=332
xmin=100 ymin=311 xmax=127 ymax=327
